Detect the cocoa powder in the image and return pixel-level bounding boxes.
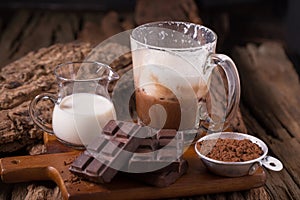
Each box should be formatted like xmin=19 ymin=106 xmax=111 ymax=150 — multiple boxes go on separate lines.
xmin=198 ymin=138 xmax=264 ymax=162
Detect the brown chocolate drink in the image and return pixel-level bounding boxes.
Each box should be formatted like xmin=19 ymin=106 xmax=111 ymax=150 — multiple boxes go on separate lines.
xmin=135 ymin=82 xmax=208 ymax=130
xmin=135 ymin=87 xmax=181 ymax=130
xmin=132 ymin=49 xmax=209 ymax=131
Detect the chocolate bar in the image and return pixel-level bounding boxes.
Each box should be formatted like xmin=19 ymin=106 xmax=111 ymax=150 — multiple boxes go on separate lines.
xmin=135 ymin=129 xmax=174 ymax=151
xmin=70 ymin=121 xmax=146 ymax=183
xmin=128 ymin=130 xmax=184 ymax=172
xmin=157 ymin=129 xmax=177 ymax=147
xmin=131 ymin=159 xmax=188 ymax=187
xmin=127 ymin=130 xmax=187 ymax=187
xmin=70 ymin=120 xmax=188 ymax=186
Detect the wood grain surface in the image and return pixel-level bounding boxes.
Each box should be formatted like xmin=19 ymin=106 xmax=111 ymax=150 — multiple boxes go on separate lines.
xmin=0 ymin=0 xmax=299 ymax=199
xmin=0 ymin=143 xmax=266 ymax=200
xmin=232 ymin=42 xmax=300 ymax=200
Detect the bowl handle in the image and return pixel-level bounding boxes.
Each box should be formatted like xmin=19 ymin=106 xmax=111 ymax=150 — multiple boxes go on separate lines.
xmin=261 ymin=156 xmax=283 ymax=171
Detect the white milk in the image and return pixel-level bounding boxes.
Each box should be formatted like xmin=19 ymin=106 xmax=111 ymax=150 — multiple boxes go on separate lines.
xmin=53 ymin=93 xmax=116 ymax=146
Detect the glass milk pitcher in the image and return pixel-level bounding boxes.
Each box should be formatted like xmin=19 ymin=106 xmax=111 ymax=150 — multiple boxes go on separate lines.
xmin=29 ymin=61 xmax=119 ymax=149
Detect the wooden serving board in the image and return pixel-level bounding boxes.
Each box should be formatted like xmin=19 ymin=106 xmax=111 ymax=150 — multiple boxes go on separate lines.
xmin=0 ymin=134 xmax=266 ymax=200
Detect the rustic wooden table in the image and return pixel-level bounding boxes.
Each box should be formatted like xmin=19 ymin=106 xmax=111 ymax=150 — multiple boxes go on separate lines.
xmin=0 ymin=1 xmax=299 ymax=199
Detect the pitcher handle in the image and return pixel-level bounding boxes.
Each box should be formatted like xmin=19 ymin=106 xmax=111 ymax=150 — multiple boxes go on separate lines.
xmin=29 ymin=93 xmax=57 ymax=134
xmin=203 ymin=53 xmax=241 ymax=131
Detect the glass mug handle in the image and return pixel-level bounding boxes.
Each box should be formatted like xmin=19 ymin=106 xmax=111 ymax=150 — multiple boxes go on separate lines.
xmin=29 ymin=93 xmax=56 ymax=134
xmin=202 ymin=53 xmax=241 ymax=131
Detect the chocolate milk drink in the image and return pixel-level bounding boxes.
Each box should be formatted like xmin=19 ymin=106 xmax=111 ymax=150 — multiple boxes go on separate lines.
xmin=133 ymin=48 xmax=209 ymax=130
xmin=131 ymin=22 xmax=240 ymax=132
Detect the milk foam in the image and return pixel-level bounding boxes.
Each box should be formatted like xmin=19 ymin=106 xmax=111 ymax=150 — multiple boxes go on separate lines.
xmin=53 ymin=93 xmax=116 ymax=146
xmin=133 ymin=48 xmax=209 ymax=99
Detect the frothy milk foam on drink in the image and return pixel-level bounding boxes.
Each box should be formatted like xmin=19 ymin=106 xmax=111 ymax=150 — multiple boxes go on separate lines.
xmin=53 ymin=93 xmax=116 ymax=146
xmin=133 ymin=48 xmax=210 ymax=130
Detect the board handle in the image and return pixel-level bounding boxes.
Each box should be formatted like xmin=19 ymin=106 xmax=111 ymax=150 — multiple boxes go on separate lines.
xmin=0 ymin=152 xmax=79 ymax=199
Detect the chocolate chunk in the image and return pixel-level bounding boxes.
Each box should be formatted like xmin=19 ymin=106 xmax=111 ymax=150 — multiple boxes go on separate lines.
xmin=102 ymin=120 xmax=120 ymax=136
xmin=86 ymin=136 xmax=107 ymax=152
xmin=157 ymin=148 xmax=177 ymax=161
xmin=157 ymin=129 xmax=177 ymax=140
xmin=135 ymin=146 xmax=153 ymax=153
xmin=72 ymin=152 xmax=117 ymax=183
xmin=101 ymin=141 xmax=123 ymax=156
xmin=118 ymin=121 xmax=138 ymax=135
xmin=126 ymin=130 xmax=187 ymax=187
xmin=128 ymin=150 xmax=181 ymax=172
xmin=69 ymin=121 xmax=143 ymax=183
xmin=70 ymin=120 xmax=188 ymax=186
xmin=131 ymin=159 xmax=189 ymax=187
xmin=136 ymin=126 xmax=154 ymax=138
xmin=137 ymin=129 xmax=180 ymax=150
xmin=71 ymin=152 xmax=93 ymax=171
xmin=157 ymin=129 xmax=177 ymax=147
xmin=85 ymin=158 xmax=104 ymax=175
xmin=128 ymin=132 xmax=184 ymax=172
xmin=139 ymin=137 xmax=158 ymax=150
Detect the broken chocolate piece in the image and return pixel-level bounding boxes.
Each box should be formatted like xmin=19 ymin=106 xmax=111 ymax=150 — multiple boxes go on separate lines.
xmin=128 ymin=132 xmax=184 ymax=172
xmin=71 ymin=152 xmax=93 ymax=171
xmin=69 ymin=121 xmax=143 ymax=183
xmin=102 ymin=120 xmax=120 ymax=136
xmin=131 ymin=159 xmax=188 ymax=187
xmin=139 ymin=137 xmax=158 ymax=150
xmin=157 ymin=129 xmax=177 ymax=147
xmin=70 ymin=120 xmax=188 ymax=186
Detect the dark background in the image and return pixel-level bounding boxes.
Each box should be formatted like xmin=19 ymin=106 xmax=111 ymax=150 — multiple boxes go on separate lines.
xmin=0 ymin=1 xmax=299 ymax=199
xmin=0 ymin=0 xmax=299 ymax=69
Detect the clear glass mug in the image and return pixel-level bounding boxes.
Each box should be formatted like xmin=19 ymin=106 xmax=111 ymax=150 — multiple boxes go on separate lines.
xmin=130 ymin=21 xmax=240 ymax=132
xmin=29 ymin=62 xmax=119 ymax=149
